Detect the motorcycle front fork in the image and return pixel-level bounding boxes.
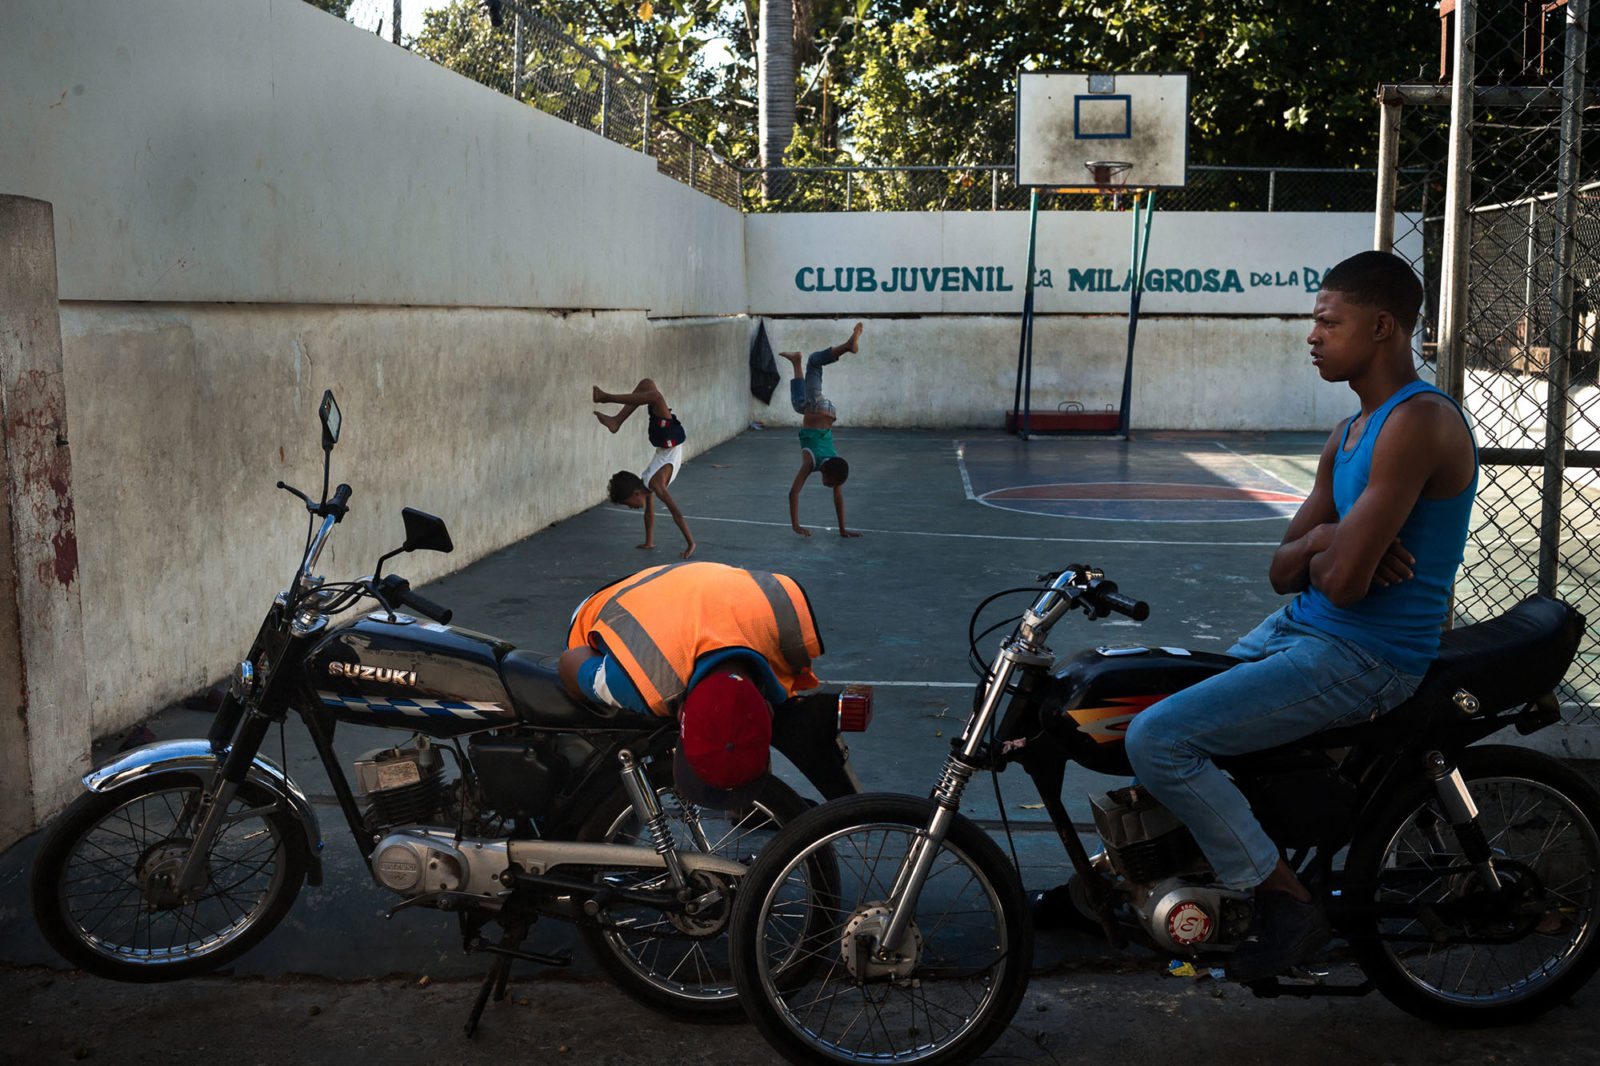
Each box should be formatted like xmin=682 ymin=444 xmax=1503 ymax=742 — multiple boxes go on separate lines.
xmin=872 ymin=642 xmax=1050 ymax=957
xmin=175 ymin=709 xmax=277 ymax=897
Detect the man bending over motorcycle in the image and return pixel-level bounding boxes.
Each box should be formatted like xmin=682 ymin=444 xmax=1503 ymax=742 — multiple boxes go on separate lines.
xmin=1121 ymin=251 xmax=1479 ymax=983
xmin=557 ymin=561 xmax=860 ymax=803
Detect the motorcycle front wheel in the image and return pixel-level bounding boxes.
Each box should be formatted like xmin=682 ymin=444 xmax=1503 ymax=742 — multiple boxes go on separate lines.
xmin=729 ymin=793 xmax=1031 ymax=1066
xmin=1344 ymin=745 xmax=1600 ymax=1026
xmin=30 ymin=773 xmax=308 ymax=981
xmin=575 ymin=769 xmax=818 ymax=1019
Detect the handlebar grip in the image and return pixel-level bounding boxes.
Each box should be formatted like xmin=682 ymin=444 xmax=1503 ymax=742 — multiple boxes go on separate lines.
xmin=327 ymin=483 xmax=353 ymax=512
xmin=1098 ymin=588 xmax=1150 ymax=621
xmin=400 ymin=587 xmax=453 ymax=625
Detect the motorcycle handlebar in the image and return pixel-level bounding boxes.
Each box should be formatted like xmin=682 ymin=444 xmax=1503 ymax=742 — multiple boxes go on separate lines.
xmin=1094 ymin=587 xmax=1150 ymax=621
xmin=400 ymin=587 xmax=453 ymax=625
xmin=322 ymin=483 xmax=352 ymax=519
xmin=376 ymin=574 xmax=453 ymax=624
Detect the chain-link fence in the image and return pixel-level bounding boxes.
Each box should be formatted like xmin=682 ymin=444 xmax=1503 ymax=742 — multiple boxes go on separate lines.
xmin=343 ymin=0 xmax=742 ymax=206
xmin=737 ymin=164 xmax=1382 ymax=213
xmin=1383 ymin=0 xmax=1600 ymax=723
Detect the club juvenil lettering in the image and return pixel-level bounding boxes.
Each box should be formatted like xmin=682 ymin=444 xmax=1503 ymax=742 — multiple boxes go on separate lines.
xmin=794 ymin=266 xmax=1016 ymax=293
xmin=793 ymin=263 xmax=1325 ymax=296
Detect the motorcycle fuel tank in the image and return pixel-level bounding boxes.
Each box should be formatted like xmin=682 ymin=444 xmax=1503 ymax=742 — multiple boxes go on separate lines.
xmin=305 ymin=612 xmax=521 ymax=737
xmin=1038 ymin=644 xmax=1236 ymax=775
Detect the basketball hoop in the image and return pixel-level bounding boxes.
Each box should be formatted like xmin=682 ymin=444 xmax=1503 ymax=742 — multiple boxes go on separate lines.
xmin=1084 ymin=160 xmax=1133 ymax=195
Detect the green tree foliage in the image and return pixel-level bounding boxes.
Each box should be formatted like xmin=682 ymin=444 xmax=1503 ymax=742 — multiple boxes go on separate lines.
xmin=412 ymin=2 xmax=518 ymax=94
xmin=829 ymin=1 xmax=1439 ymax=169
xmin=403 ymin=1 xmax=1441 ymax=174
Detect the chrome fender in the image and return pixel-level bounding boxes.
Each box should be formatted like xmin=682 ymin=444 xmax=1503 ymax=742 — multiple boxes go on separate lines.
xmin=84 ymin=739 xmax=325 ymax=886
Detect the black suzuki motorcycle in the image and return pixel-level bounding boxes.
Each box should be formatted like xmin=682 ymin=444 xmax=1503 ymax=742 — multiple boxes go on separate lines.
xmin=729 ymin=564 xmax=1600 ymax=1066
xmin=29 ymin=391 xmax=869 ymax=1031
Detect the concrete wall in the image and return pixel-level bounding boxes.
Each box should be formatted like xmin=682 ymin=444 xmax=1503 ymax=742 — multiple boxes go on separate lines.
xmin=746 ymin=212 xmax=1423 ymax=431
xmin=0 ymin=198 xmax=91 ymax=842
xmin=0 ymin=0 xmax=752 ymax=843
xmin=59 ymin=305 xmax=749 ymax=738
xmin=750 ymin=315 xmax=1338 ymax=431
xmin=3 ymin=0 xmax=743 ymax=313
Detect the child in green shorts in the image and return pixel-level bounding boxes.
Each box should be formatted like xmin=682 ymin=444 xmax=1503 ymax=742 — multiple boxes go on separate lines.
xmin=780 ymin=323 xmax=863 ymax=538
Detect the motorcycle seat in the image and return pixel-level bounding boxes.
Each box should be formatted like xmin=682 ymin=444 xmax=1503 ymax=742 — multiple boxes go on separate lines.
xmin=499 ymin=650 xmax=634 ymax=729
xmin=1297 ymin=592 xmax=1583 ymax=751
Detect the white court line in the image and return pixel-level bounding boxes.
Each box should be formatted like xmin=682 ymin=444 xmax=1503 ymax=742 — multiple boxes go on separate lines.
xmin=1211 ymin=440 xmax=1315 ymax=494
xmin=640 ymin=511 xmax=1282 ymax=547
xmin=829 ymin=680 xmax=973 ymax=688
xmin=946 ymin=442 xmax=1291 ymax=534
xmin=955 ymin=440 xmax=978 ymax=501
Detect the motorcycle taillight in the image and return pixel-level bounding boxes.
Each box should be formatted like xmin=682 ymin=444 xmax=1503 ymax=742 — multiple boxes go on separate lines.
xmin=838 ymin=685 xmax=873 ymax=732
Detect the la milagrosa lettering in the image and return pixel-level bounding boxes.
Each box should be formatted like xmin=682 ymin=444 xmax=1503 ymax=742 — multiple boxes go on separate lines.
xmin=795 ymin=266 xmax=1016 ymax=293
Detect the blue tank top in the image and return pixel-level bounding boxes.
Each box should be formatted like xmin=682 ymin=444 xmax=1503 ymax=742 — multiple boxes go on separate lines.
xmin=1287 ymin=380 xmax=1477 ymax=675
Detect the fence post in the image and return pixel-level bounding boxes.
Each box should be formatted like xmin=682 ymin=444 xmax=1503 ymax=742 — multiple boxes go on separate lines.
xmin=1437 ymin=0 xmax=1476 ymax=404
xmin=992 ymin=168 xmax=1000 ymax=211
xmin=512 ymin=15 xmax=524 ymax=101
xmin=392 ymin=0 xmax=401 ymax=44
xmin=1539 ymin=0 xmax=1589 ymax=594
xmin=846 ymin=170 xmax=852 ymax=211
xmin=1267 ymin=169 xmax=1277 ymax=211
xmin=643 ymin=97 xmax=651 ymax=155
xmin=600 ymin=69 xmax=610 ymax=139
xmin=690 ymin=143 xmax=696 ymax=188
xmin=1374 ymin=93 xmax=1401 ymax=251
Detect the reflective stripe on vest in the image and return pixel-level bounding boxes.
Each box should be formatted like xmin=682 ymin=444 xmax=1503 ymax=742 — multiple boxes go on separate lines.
xmin=572 ymin=563 xmax=819 ymax=716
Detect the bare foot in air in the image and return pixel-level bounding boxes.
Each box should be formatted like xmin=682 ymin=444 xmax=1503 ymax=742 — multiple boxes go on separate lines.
xmin=592 ymin=385 xmax=608 ymax=404
xmin=844 ymin=322 xmax=863 ymax=353
xmin=779 ymin=351 xmax=803 ymax=376
xmin=595 ymin=411 xmax=621 ymax=433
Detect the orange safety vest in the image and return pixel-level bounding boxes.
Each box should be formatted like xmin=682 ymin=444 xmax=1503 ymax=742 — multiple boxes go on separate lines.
xmin=567 ymin=562 xmax=824 ymax=717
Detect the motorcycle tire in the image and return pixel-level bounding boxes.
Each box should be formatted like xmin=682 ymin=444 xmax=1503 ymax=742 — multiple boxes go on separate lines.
xmin=1344 ymin=744 xmax=1600 ymax=1027
xmin=728 ymin=793 xmax=1032 ymax=1066
xmin=575 ymin=768 xmax=821 ymax=1020
xmin=30 ymin=772 xmax=309 ymax=982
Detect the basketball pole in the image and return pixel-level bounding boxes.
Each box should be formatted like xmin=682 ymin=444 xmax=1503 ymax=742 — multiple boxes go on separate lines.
xmin=1116 ymin=190 xmax=1156 ymax=439
xmin=1011 ymin=189 xmax=1041 ymax=438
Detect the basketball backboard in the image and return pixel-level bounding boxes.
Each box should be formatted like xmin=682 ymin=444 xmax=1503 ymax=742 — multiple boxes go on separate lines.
xmin=1015 ymin=71 xmax=1189 ymax=190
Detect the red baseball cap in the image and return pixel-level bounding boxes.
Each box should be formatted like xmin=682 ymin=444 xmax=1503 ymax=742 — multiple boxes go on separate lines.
xmin=673 ymin=671 xmax=772 ymax=809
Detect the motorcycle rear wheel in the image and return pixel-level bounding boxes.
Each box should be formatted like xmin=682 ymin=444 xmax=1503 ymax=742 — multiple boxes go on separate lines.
xmin=575 ymin=769 xmax=816 ymax=1019
xmin=30 ymin=773 xmax=308 ymax=981
xmin=1344 ymin=745 xmax=1600 ymax=1026
xmin=729 ymin=793 xmax=1032 ymax=1066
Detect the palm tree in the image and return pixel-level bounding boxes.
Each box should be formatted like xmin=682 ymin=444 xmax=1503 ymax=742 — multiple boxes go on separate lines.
xmin=758 ymin=0 xmax=794 ymax=200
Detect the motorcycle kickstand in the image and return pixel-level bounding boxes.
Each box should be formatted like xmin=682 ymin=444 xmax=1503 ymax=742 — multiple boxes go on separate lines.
xmin=463 ymin=916 xmax=570 ymax=1037
xmin=465 ymin=954 xmax=513 ymax=1038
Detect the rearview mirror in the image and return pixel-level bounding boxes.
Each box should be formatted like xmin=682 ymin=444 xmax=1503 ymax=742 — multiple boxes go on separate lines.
xmin=319 ymin=391 xmax=341 ymax=450
xmin=400 ymin=508 xmax=454 ymax=555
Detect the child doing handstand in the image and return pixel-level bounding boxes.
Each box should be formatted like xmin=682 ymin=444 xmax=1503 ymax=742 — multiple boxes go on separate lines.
xmin=594 ymin=378 xmax=696 ymax=559
xmin=782 ymin=323 xmax=864 ymax=538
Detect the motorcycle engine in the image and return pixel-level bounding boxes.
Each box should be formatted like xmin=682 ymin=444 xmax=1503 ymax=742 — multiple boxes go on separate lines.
xmin=1091 ymin=785 xmax=1207 ymax=882
xmin=353 ymin=741 xmax=447 ymax=828
xmin=368 ymin=827 xmax=510 ymax=902
xmin=1130 ymin=878 xmax=1253 ymax=955
xmin=1091 ymin=786 xmax=1253 ymax=955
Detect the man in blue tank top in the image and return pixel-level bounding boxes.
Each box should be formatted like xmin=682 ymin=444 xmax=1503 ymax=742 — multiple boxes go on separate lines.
xmin=1122 ymin=251 xmax=1478 ymax=983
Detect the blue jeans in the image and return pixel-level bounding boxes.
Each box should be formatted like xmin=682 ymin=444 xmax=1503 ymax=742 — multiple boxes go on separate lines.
xmin=1123 ymin=606 xmax=1422 ymax=889
xmin=789 ymin=347 xmax=838 ymax=416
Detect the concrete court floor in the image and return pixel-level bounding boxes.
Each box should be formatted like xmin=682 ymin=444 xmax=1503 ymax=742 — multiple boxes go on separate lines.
xmin=7 ymin=425 xmax=1599 ymax=1064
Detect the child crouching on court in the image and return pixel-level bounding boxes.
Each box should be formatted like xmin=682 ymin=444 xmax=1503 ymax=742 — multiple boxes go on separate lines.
xmin=782 ymin=323 xmax=864 ymax=538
